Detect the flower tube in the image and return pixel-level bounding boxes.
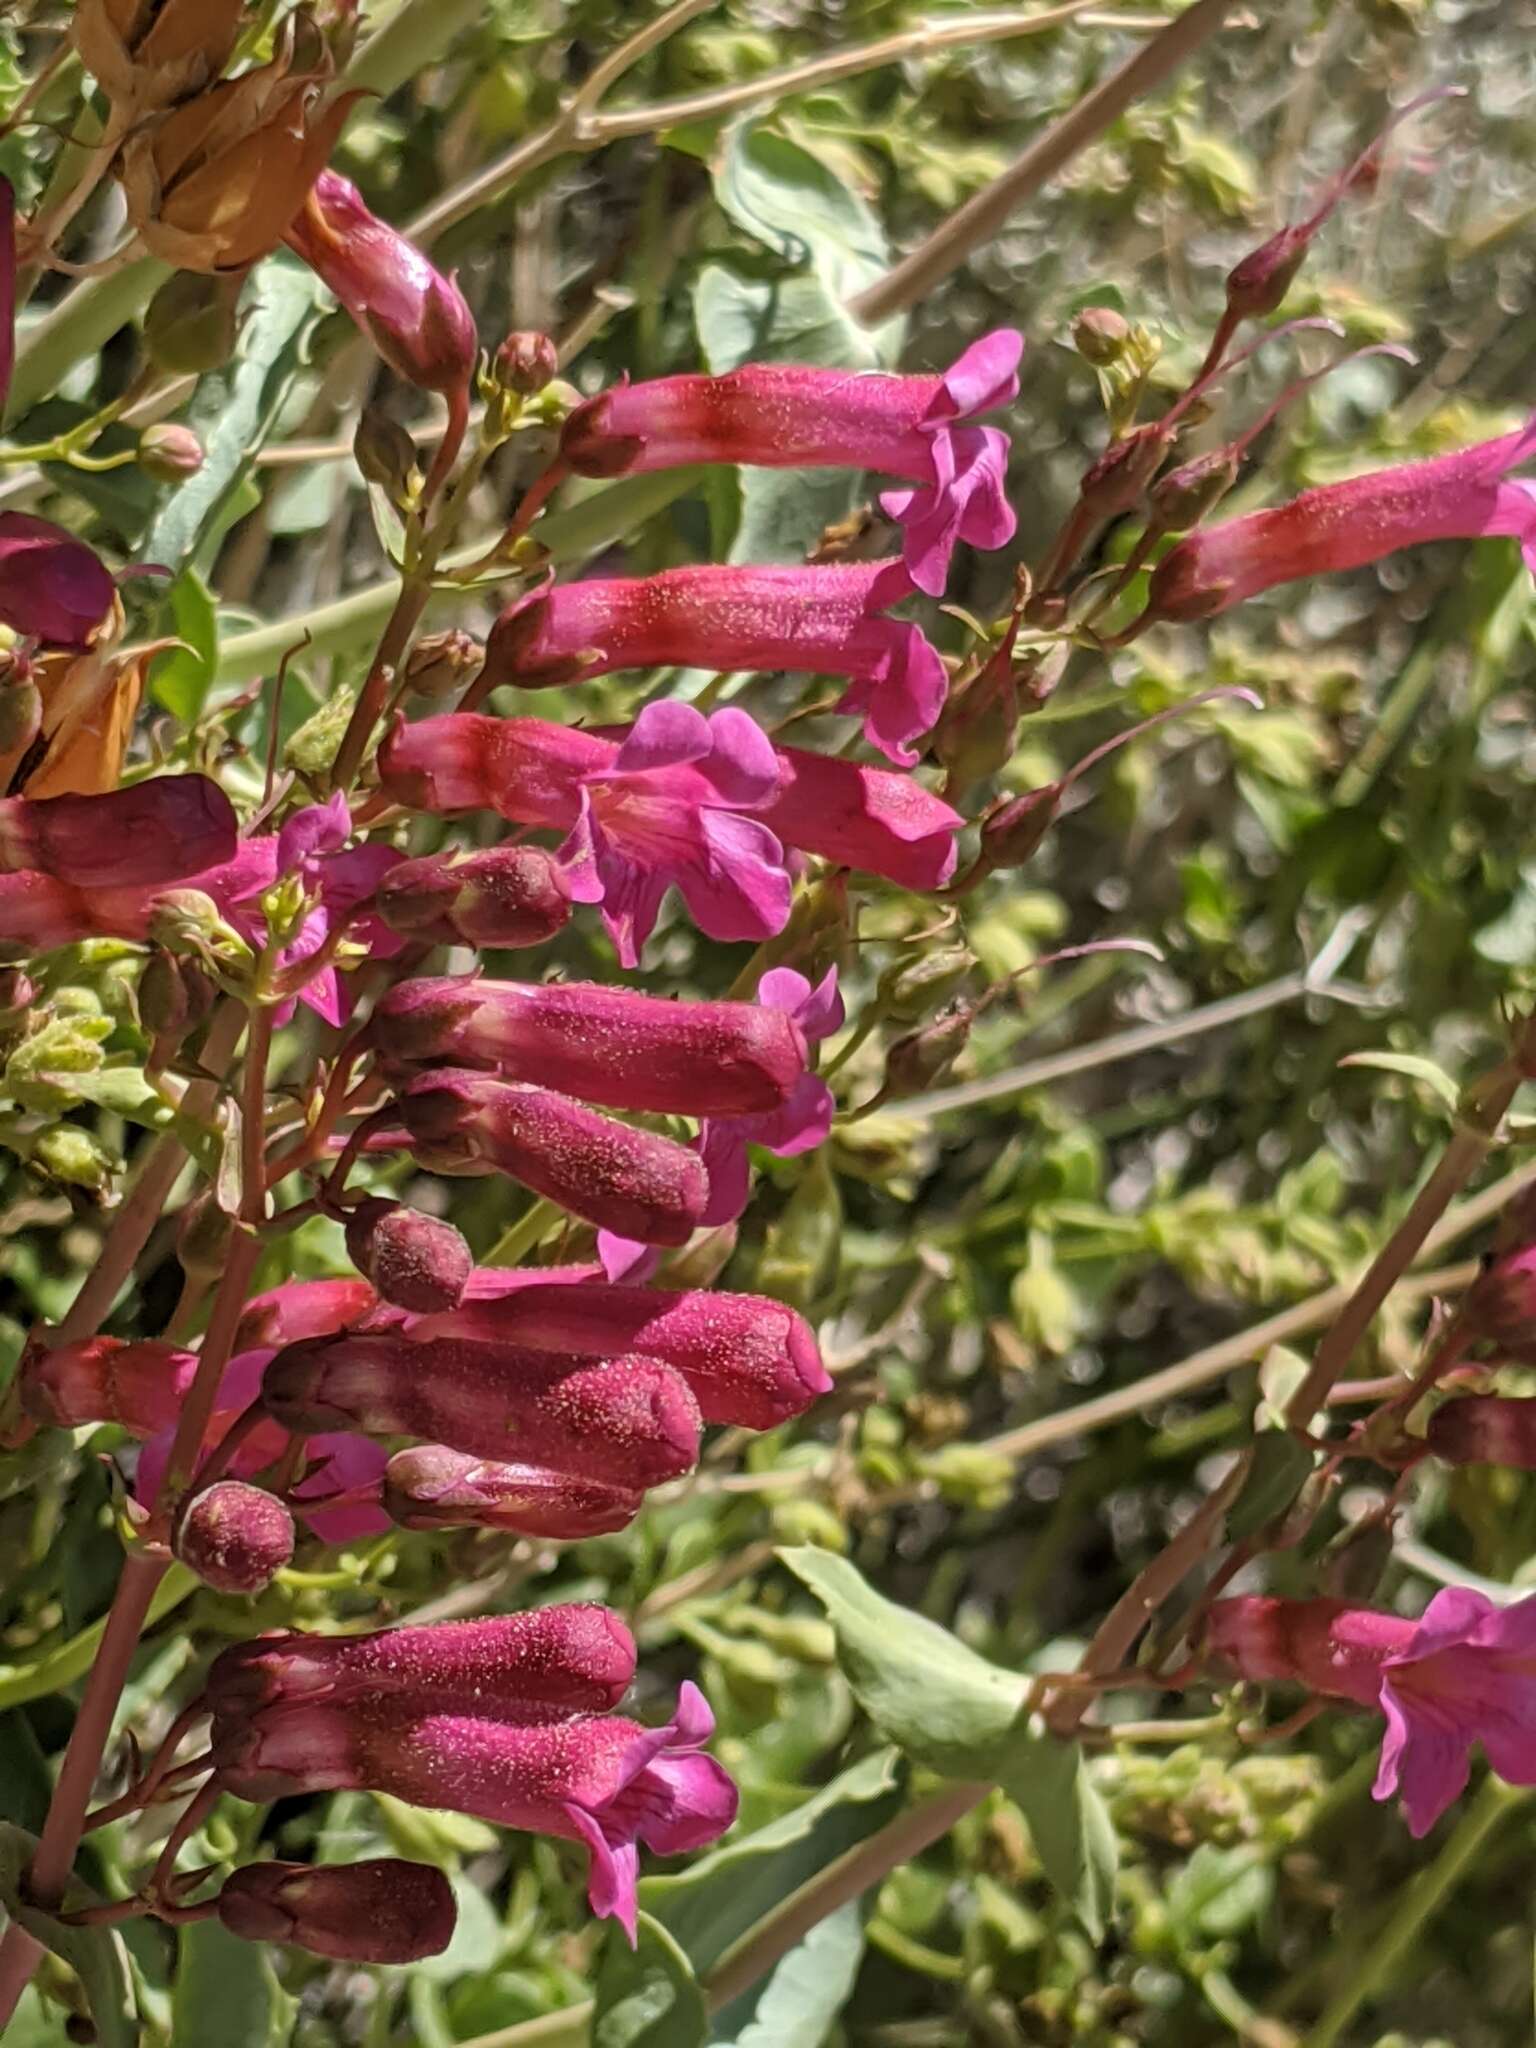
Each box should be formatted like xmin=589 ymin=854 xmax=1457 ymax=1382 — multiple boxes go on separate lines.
xmin=1209 ymin=1589 xmax=1536 ymax=1836
xmin=398 ymin=1068 xmax=711 ymax=1245
xmin=374 ymin=845 xmax=572 ymax=950
xmin=260 ymin=1333 xmax=702 ymax=1488
xmin=560 ymin=331 xmax=1023 ymax=594
xmin=412 ymin=1279 xmax=829 ymax=1429
xmin=487 ymin=560 xmax=948 ymax=766
xmin=0 ymin=841 xmax=274 ymax=952
xmin=382 ymin=1446 xmax=644 ymax=1539
xmin=1145 ymin=418 xmax=1536 ymax=623
xmin=0 ymin=776 xmax=237 ymax=888
xmin=18 ymin=1336 xmax=196 ymax=1436
xmin=373 ymin=975 xmax=808 ymax=1119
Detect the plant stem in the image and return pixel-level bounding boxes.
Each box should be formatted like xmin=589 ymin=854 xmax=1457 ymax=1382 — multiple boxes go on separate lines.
xmin=1303 ymin=1776 xmax=1526 ymax=2048
xmin=0 ymin=1548 xmax=169 ymax=2029
xmin=848 ymin=0 xmax=1237 ymax=326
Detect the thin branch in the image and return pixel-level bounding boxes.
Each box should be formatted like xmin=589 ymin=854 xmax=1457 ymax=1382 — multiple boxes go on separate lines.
xmin=848 ymin=0 xmax=1237 ymax=326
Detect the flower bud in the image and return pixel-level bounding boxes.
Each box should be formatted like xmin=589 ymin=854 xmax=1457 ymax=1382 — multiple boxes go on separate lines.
xmin=403 ymin=628 xmax=481 ymax=701
xmin=142 ymin=269 xmax=246 ymax=375
xmin=1426 ymin=1395 xmax=1536 ymax=1471
xmin=216 ymin=1859 xmax=456 ymax=1962
xmin=0 ymin=680 xmax=41 ymax=757
xmin=977 ymin=783 xmax=1063 ymax=875
xmin=353 ymin=408 xmax=420 ymax=500
xmin=398 ymin=1070 xmax=710 ymax=1247
xmin=1148 ymin=447 xmax=1240 ymax=533
xmin=382 ymin=1446 xmax=642 ymax=1538
xmin=344 ymin=1198 xmax=472 ymax=1314
xmin=1072 ymin=306 xmax=1132 ymax=365
xmin=931 ymin=660 xmax=1019 ymax=796
xmin=137 ymin=422 xmax=204 ymax=483
xmin=881 ymin=1001 xmax=974 ymax=1100
xmin=19 ymin=1335 xmax=196 ymax=1434
xmin=32 ymin=1125 xmax=116 ymax=1193
xmin=1224 ymin=226 xmax=1309 ymax=326
xmin=876 ymin=944 xmax=976 ymax=1025
xmin=494 ymin=331 xmax=559 ymax=397
xmin=139 ymin=952 xmax=215 ymax=1043
xmin=0 ymin=777 xmax=236 ymax=889
xmin=261 ymin=1334 xmax=701 ymax=1489
xmin=175 ymin=1481 xmax=295 ymax=1594
xmin=1460 ymin=1245 xmax=1536 ymax=1349
xmin=206 ymin=1605 xmax=638 ymax=1717
xmin=374 ymin=847 xmax=572 ymax=950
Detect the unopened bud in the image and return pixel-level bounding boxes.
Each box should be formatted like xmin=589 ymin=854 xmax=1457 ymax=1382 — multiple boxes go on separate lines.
xmin=1426 ymin=1395 xmax=1536 ymax=1471
xmin=138 ymin=423 xmax=205 ymax=484
xmin=1072 ymin=305 xmax=1132 ymax=365
xmin=1078 ymin=422 xmax=1168 ymax=520
xmin=494 ymin=331 xmax=559 ymax=397
xmin=216 ymin=1859 xmax=456 ymax=1963
xmin=1225 ymin=226 xmax=1309 ymax=324
xmin=32 ymin=1125 xmax=116 ymax=1193
xmin=175 ymin=1481 xmax=295 ymax=1594
xmin=1149 ymin=447 xmax=1240 ymax=533
xmin=932 ymin=662 xmax=1020 ymax=795
xmin=404 ymin=628 xmax=481 ymax=701
xmin=1461 ymin=1245 xmax=1536 ymax=1349
xmin=978 ymin=784 xmax=1063 ymax=874
xmin=0 ymin=968 xmax=35 ymax=1027
xmin=139 ymin=953 xmax=215 ymax=1043
xmin=375 ymin=846 xmax=572 ymax=950
xmin=382 ymin=1446 xmax=641 ymax=1538
xmin=344 ymin=1197 xmax=472 ymax=1313
xmin=882 ymin=1001 xmax=974 ymax=1099
xmin=143 ymin=271 xmax=246 ymax=376
xmin=877 ymin=945 xmax=975 ymax=1024
xmin=353 ymin=408 xmax=420 ymax=500
xmin=0 ymin=679 xmax=41 ymax=756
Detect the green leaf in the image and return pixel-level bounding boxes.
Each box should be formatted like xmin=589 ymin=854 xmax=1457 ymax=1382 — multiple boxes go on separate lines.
xmin=171 ymin=1917 xmax=296 ymax=2048
xmin=151 ymin=570 xmax=220 ymax=723
xmin=709 ymin=1902 xmax=864 ymax=2048
xmin=643 ymin=1750 xmax=902 ymax=1978
xmin=1336 ymin=1049 xmax=1462 ymax=1114
xmin=778 ymin=1549 xmax=1117 ymax=1938
xmin=143 ymin=254 xmax=327 ymax=583
xmin=0 ymin=1565 xmax=197 ymax=1711
xmin=0 ymin=1823 xmax=139 ymax=2048
xmin=592 ymin=1911 xmax=707 ymax=2048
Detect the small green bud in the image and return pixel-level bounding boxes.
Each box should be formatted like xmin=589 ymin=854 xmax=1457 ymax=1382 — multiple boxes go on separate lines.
xmin=1072 ymin=305 xmax=1132 ymax=365
xmin=138 ymin=422 xmax=205 ymax=484
xmin=354 ymin=407 xmax=420 ymax=501
xmin=32 ymin=1124 xmax=118 ymax=1195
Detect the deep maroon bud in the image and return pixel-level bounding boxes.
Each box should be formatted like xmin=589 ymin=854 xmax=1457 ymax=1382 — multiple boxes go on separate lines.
xmin=1460 ymin=1246 xmax=1536 ymax=1348
xmin=0 ymin=777 xmax=236 ymax=888
xmin=175 ymin=1481 xmax=295 ymax=1594
xmin=344 ymin=1197 xmax=472 ymax=1313
xmin=881 ymin=1001 xmax=974 ymax=1099
xmin=978 ymin=783 xmax=1063 ymax=874
xmin=138 ymin=422 xmax=205 ymax=483
xmin=398 ymin=1069 xmax=711 ymax=1247
xmin=1072 ymin=306 xmax=1132 ymax=365
xmin=375 ymin=847 xmax=572 ymax=950
xmin=205 ymin=1604 xmax=638 ymax=1717
xmin=353 ymin=407 xmax=420 ymax=498
xmin=261 ymin=1334 xmax=701 ymax=1488
xmin=140 ymin=952 xmax=215 ymax=1044
xmin=1426 ymin=1395 xmax=1536 ymax=1471
xmin=404 ymin=627 xmax=482 ymax=701
xmin=383 ymin=1446 xmax=643 ymax=1538
xmin=19 ymin=1335 xmax=196 ymax=1434
xmin=1224 ymin=226 xmax=1309 ymax=324
xmin=216 ymin=1859 xmax=456 ymax=1962
xmin=495 ymin=331 xmax=559 ymax=397
xmin=1077 ymin=422 xmax=1169 ymax=519
xmin=1149 ymin=446 xmax=1241 ymax=532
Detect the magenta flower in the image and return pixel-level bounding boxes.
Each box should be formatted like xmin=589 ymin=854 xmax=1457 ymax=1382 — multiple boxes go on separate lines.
xmin=1146 ymin=416 xmax=1536 ymax=623
xmin=489 ymin=560 xmax=948 ymax=767
xmin=261 ymin=1330 xmax=703 ymax=1488
xmin=211 ymin=1678 xmax=735 ymax=1939
xmin=382 ymin=1446 xmax=644 ymax=1539
xmin=1428 ymin=1396 xmax=1536 ymax=1470
xmin=375 ymin=844 xmax=572 ymax=950
xmin=760 ymin=742 xmax=963 ymax=891
xmin=0 ymin=513 xmax=116 ymax=649
xmin=560 ymin=331 xmax=1023 ymax=595
xmin=236 ymin=1277 xmax=383 ymax=1353
xmin=0 ymin=840 xmax=274 ymax=952
xmin=1209 ymin=1590 xmax=1536 ymax=1835
xmin=217 ymin=1859 xmax=457 ymax=1964
xmin=0 ymin=776 xmax=237 ymax=889
xmin=285 ymin=171 xmax=476 ymax=399
xmin=373 ymin=973 xmax=810 ymax=1120
xmin=414 ymin=1278 xmax=830 ymax=1429
xmin=19 ymin=1336 xmax=197 ymax=1436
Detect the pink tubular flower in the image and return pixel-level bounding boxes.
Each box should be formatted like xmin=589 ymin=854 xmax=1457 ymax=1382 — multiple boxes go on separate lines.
xmin=1426 ymin=1397 xmax=1536 ymax=1471
xmin=373 ymin=974 xmax=809 ymax=1119
xmin=379 ymin=712 xmax=963 ymax=896
xmin=487 ymin=560 xmax=948 ymax=767
xmin=236 ymin=1277 xmax=383 ymax=1352
xmin=1209 ymin=1590 xmax=1536 ymax=1835
xmin=383 ymin=1446 xmax=644 ymax=1538
xmin=210 ymin=1678 xmax=736 ymax=1939
xmin=217 ymin=1858 xmax=457 ymax=1963
xmin=205 ymin=1607 xmax=637 ymax=1717
xmin=285 ymin=171 xmax=476 ymax=398
xmin=374 ymin=845 xmax=572 ymax=950
xmin=398 ymin=1068 xmax=711 ymax=1246
xmin=413 ymin=1280 xmax=827 ymax=1429
xmin=0 ymin=513 xmax=116 ymax=648
xmin=1146 ymin=417 xmax=1536 ymax=623
xmin=261 ymin=1332 xmax=702 ymax=1488
xmin=560 ymin=331 xmax=1023 ymax=595
xmin=0 ymin=840 xmax=274 ymax=952
xmin=0 ymin=776 xmax=237 ymax=889
xmin=18 ymin=1336 xmax=196 ymax=1436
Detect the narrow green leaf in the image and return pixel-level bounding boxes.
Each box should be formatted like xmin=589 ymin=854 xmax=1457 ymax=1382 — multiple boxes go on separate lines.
xmin=151 ymin=570 xmax=220 ymax=723
xmin=709 ymin=1901 xmax=864 ymax=2048
xmin=592 ymin=1911 xmax=707 ymax=2048
xmin=1337 ymin=1049 xmax=1462 ymax=1114
xmin=172 ymin=1918 xmax=296 ymax=2048
xmin=1222 ymin=1432 xmax=1315 ymax=1545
